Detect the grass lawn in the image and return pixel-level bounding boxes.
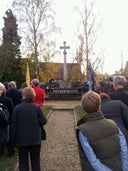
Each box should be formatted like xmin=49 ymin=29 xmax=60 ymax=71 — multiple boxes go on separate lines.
xmin=0 ymin=105 xmax=52 ymax=171
xmin=75 ymin=105 xmax=86 ymax=119
xmin=0 ymin=149 xmax=18 ymax=171
xmin=44 ymin=105 xmax=52 ymax=115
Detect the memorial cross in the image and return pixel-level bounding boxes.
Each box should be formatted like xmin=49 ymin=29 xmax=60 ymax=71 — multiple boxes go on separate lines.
xmin=60 ymin=41 xmax=70 ymax=81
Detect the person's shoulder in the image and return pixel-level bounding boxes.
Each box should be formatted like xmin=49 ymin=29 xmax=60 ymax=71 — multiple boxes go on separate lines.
xmin=11 ymin=89 xmax=22 ymax=97
xmin=109 ymin=99 xmax=121 ymax=104
xmin=14 ymin=102 xmax=22 ymax=108
xmin=78 ymin=123 xmax=86 ymax=131
xmin=105 ymin=117 xmax=117 ymax=126
xmin=108 ymin=91 xmax=115 ymax=97
xmin=39 ymin=87 xmax=45 ymax=92
xmin=109 ymin=90 xmax=115 ymax=95
xmin=0 ymin=96 xmax=12 ymax=103
xmin=5 ymin=89 xmax=10 ymax=95
xmin=124 ymin=90 xmax=128 ymax=95
xmin=118 ymin=89 xmax=128 ymax=97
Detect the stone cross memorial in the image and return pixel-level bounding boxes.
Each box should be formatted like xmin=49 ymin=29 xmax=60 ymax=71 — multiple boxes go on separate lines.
xmin=60 ymin=41 xmax=70 ymax=81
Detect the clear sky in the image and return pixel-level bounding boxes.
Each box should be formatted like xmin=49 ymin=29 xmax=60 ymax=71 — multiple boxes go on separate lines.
xmin=0 ymin=0 xmax=128 ymax=75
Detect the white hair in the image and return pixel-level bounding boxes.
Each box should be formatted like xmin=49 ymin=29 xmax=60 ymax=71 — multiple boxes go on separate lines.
xmin=0 ymin=82 xmax=6 ymax=94
xmin=113 ymin=76 xmax=126 ymax=86
xmin=8 ymin=81 xmax=17 ymax=89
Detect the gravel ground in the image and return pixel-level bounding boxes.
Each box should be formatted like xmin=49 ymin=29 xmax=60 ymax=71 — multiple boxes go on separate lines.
xmin=40 ymin=109 xmax=82 ymax=171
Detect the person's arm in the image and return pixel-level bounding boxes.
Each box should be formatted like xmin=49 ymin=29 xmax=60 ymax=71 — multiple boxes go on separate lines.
xmin=79 ymin=131 xmax=111 ymax=171
xmin=9 ymin=108 xmax=18 ymax=146
xmin=120 ymin=101 xmax=128 ymax=129
xmin=118 ymin=128 xmax=128 ymax=171
xmin=37 ymin=105 xmax=47 ymax=125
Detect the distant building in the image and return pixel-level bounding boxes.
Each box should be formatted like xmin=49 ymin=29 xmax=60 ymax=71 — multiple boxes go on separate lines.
xmin=40 ymin=62 xmax=82 ymax=81
xmin=21 ymin=58 xmax=83 ymax=82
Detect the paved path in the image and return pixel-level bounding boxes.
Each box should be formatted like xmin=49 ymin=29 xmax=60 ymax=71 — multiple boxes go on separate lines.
xmin=44 ymin=100 xmax=81 ymax=108
xmin=40 ymin=109 xmax=81 ymax=171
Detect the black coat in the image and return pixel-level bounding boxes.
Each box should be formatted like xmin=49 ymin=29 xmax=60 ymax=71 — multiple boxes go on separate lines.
xmin=5 ymin=89 xmax=22 ymax=107
xmin=0 ymin=96 xmax=14 ymax=122
xmin=109 ymin=88 xmax=128 ymax=106
xmin=10 ymin=99 xmax=47 ymax=147
xmin=0 ymin=95 xmax=13 ymax=144
xmin=101 ymin=99 xmax=128 ymax=145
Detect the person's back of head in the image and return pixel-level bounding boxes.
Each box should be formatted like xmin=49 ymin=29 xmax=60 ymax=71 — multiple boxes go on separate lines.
xmin=82 ymin=91 xmax=101 ymax=113
xmin=112 ymin=76 xmax=126 ymax=90
xmin=3 ymin=82 xmax=9 ymax=90
xmin=21 ymin=82 xmax=28 ymax=89
xmin=8 ymin=81 xmax=17 ymax=89
xmin=31 ymin=79 xmax=39 ymax=87
xmin=22 ymin=87 xmax=35 ymax=100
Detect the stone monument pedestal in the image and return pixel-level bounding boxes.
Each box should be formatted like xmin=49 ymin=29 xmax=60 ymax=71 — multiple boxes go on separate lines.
xmin=59 ymin=80 xmax=72 ymax=89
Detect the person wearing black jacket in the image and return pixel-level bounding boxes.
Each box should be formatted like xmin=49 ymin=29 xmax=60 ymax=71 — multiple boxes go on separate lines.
xmin=10 ymin=87 xmax=47 ymax=171
xmin=0 ymin=82 xmax=14 ymax=156
xmin=101 ymin=93 xmax=128 ymax=145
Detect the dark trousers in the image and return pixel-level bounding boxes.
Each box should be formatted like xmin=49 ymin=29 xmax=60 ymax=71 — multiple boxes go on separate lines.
xmin=0 ymin=144 xmax=4 ymax=156
xmin=0 ymin=142 xmax=15 ymax=156
xmin=18 ymin=144 xmax=41 ymax=171
xmin=6 ymin=141 xmax=15 ymax=156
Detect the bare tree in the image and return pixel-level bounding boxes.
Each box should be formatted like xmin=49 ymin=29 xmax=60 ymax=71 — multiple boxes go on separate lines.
xmin=75 ymin=0 xmax=104 ymax=79
xmin=13 ymin=0 xmax=56 ymax=78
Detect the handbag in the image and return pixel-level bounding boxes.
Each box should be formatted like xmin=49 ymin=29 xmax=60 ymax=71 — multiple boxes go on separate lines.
xmin=41 ymin=126 xmax=46 ymax=140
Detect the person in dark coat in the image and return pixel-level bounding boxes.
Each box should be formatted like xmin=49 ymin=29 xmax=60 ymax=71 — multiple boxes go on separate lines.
xmin=100 ymin=92 xmax=128 ymax=145
xmin=76 ymin=91 xmax=128 ymax=171
xmin=10 ymin=87 xmax=47 ymax=171
xmin=0 ymin=82 xmax=14 ymax=156
xmin=109 ymin=75 xmax=128 ymax=106
xmin=5 ymin=81 xmax=22 ymax=107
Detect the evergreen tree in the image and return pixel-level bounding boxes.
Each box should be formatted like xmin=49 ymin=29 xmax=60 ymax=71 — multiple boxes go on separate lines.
xmin=1 ymin=9 xmax=23 ymax=87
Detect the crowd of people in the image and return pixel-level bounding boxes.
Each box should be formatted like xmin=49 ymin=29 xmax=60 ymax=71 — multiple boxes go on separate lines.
xmin=43 ymin=76 xmax=128 ymax=96
xmin=0 ymin=75 xmax=128 ymax=171
xmin=0 ymin=79 xmax=47 ymax=171
xmin=76 ymin=75 xmax=128 ymax=171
